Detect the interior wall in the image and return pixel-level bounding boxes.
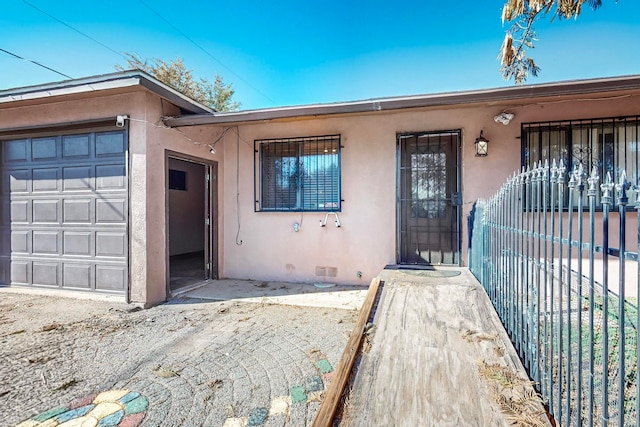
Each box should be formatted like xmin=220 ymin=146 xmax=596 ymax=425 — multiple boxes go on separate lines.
xmin=168 ymin=158 xmax=205 ymax=256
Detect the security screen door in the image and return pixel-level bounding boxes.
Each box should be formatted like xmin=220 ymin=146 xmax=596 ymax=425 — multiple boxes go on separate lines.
xmin=398 ymin=131 xmax=461 ymax=265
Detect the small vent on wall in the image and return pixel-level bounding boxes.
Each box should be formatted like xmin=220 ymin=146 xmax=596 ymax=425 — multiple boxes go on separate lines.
xmin=315 ymin=266 xmax=337 ymax=277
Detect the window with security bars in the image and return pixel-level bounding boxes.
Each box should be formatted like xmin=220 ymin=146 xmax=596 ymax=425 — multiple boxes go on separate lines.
xmin=522 ymin=116 xmax=640 ymax=207
xmin=255 ymin=135 xmax=341 ymax=212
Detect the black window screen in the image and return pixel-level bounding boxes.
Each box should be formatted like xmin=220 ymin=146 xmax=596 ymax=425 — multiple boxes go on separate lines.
xmin=255 ymin=135 xmax=341 ymax=212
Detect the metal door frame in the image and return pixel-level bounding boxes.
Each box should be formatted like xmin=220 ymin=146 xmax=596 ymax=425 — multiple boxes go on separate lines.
xmin=396 ymin=130 xmax=462 ymax=265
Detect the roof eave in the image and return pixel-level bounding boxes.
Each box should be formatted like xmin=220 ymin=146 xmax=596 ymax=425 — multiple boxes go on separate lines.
xmin=164 ymin=74 xmax=640 ymax=127
xmin=0 ymin=70 xmax=213 ymax=115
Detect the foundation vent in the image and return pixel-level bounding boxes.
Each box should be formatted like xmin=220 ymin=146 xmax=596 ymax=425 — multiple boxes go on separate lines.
xmin=315 ymin=266 xmax=337 ymax=277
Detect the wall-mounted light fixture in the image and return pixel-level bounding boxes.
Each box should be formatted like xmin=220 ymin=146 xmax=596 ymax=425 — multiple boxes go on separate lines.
xmin=475 ymin=130 xmax=489 ymax=157
xmin=494 ymin=112 xmax=514 ymax=125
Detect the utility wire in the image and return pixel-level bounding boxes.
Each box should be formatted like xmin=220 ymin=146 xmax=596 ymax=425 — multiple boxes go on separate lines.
xmin=23 ymin=0 xmax=128 ymax=61
xmin=1 ymin=47 xmax=73 ymax=79
xmin=138 ymin=0 xmax=274 ymax=104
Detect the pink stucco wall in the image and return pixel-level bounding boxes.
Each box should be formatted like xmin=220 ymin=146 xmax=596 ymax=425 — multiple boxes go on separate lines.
xmin=209 ymin=91 xmax=640 ymax=286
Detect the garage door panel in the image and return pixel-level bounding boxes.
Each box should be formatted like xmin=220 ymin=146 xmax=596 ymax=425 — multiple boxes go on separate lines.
xmin=64 ymin=231 xmax=92 ymax=256
xmin=63 ymin=264 xmax=91 ymax=289
xmin=96 ymin=133 xmax=125 ymax=156
xmin=96 ymin=265 xmax=126 ymax=291
xmin=11 ymin=230 xmax=29 ymax=253
xmin=1 ymin=130 xmax=127 ymax=293
xmin=63 ymin=199 xmax=92 ymax=223
xmin=96 ymin=165 xmax=126 ymax=189
xmin=96 ymin=198 xmax=126 ymax=223
xmin=33 ymin=231 xmax=60 ymax=254
xmin=4 ymin=139 xmax=29 ymax=162
xmin=32 ymin=137 xmax=58 ymax=160
xmin=11 ymin=260 xmax=29 ymax=285
xmin=33 ymin=262 xmax=59 ymax=286
xmin=96 ymin=232 xmax=126 ymax=257
xmin=32 ymin=168 xmax=59 ymax=192
xmin=63 ymin=166 xmax=92 ymax=191
xmin=62 ymin=135 xmax=91 ymax=158
xmin=11 ymin=200 xmax=29 ymax=223
xmin=33 ymin=199 xmax=60 ymax=223
xmin=6 ymin=169 xmax=30 ymax=193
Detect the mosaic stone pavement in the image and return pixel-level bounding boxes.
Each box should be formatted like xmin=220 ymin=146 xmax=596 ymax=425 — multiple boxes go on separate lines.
xmin=15 ymin=359 xmax=333 ymax=427
xmin=1 ymin=292 xmax=355 ymax=427
xmin=15 ymin=390 xmax=148 ymax=427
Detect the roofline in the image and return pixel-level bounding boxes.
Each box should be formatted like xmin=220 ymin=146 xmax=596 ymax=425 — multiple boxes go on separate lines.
xmin=164 ymin=74 xmax=640 ymax=127
xmin=0 ymin=70 xmax=213 ymax=114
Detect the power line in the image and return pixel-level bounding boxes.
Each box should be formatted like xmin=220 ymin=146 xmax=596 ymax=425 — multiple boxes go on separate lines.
xmin=22 ymin=0 xmax=128 ymax=61
xmin=138 ymin=0 xmax=274 ymax=104
xmin=1 ymin=47 xmax=73 ymax=79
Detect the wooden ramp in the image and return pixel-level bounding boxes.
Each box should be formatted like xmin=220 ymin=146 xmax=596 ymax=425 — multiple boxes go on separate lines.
xmin=320 ymin=268 xmax=550 ymax=427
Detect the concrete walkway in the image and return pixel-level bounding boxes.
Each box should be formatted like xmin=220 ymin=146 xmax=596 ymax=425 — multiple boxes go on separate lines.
xmin=338 ymin=267 xmax=550 ymax=427
xmin=180 ymin=279 xmax=368 ymax=311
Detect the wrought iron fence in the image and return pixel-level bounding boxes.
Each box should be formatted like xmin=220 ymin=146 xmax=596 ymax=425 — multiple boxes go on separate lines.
xmin=469 ymin=159 xmax=639 ymax=427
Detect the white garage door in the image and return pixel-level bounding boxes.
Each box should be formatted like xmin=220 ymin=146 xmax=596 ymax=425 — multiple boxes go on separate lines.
xmin=0 ymin=129 xmax=128 ymax=293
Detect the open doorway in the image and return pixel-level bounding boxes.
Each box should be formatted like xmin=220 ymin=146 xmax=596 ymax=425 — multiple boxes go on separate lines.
xmin=167 ymin=156 xmax=215 ymax=292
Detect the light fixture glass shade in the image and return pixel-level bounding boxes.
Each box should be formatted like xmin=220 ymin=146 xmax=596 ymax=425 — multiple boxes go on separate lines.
xmin=475 ymin=131 xmax=489 ymax=157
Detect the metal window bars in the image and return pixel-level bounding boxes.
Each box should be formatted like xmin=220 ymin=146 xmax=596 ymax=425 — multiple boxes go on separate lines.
xmin=254 ymin=135 xmax=341 ymax=212
xmin=469 ymin=160 xmax=639 ymax=426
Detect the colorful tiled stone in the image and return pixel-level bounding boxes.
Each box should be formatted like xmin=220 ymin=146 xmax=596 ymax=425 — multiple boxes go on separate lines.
xmin=304 ymin=376 xmax=324 ymax=393
xmin=97 ymin=409 xmax=125 ymax=426
xmin=314 ymin=359 xmax=333 ymax=374
xmin=94 ymin=390 xmax=129 ymax=404
xmin=56 ymin=405 xmax=95 ymax=423
xmin=33 ymin=406 xmax=68 ymax=422
xmin=118 ymin=392 xmax=140 ymax=404
xmin=247 ymin=407 xmax=268 ymax=426
xmin=15 ymin=389 xmax=148 ymax=427
xmin=123 ymin=396 xmax=148 ymax=415
xmin=289 ymin=386 xmax=307 ymax=404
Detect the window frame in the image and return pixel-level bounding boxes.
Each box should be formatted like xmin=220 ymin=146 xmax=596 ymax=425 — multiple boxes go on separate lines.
xmin=254 ymin=134 xmax=342 ymax=212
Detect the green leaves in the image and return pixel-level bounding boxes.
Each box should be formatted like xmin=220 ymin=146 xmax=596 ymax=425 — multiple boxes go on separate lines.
xmin=116 ymin=53 xmax=240 ymax=112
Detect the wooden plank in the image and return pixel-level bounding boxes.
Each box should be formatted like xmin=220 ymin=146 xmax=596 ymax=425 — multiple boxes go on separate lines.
xmin=312 ymin=277 xmax=381 ymax=427
xmin=341 ymin=268 xmax=550 ymax=426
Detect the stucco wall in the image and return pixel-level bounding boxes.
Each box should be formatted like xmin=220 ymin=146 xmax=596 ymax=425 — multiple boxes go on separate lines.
xmin=212 ymin=92 xmax=640 ymax=286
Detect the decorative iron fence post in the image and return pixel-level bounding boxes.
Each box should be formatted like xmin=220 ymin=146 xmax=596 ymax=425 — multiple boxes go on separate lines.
xmin=575 ymin=164 xmax=586 ymax=427
xmin=549 ymin=160 xmax=558 ymax=417
xmin=557 ymin=159 xmax=567 ymax=425
xmin=566 ymin=167 xmax=576 ymax=425
xmin=601 ymin=172 xmax=614 ymax=427
xmin=615 ymin=171 xmax=630 ymax=426
xmin=587 ymin=165 xmax=599 ymax=427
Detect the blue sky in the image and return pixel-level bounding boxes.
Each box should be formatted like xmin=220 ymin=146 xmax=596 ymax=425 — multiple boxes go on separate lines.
xmin=2 ymin=1 xmax=639 ymax=110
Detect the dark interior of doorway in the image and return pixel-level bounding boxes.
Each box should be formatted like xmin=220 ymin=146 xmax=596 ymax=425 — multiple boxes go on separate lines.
xmin=168 ymin=157 xmax=207 ymax=292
